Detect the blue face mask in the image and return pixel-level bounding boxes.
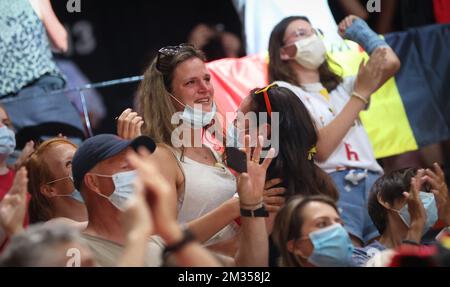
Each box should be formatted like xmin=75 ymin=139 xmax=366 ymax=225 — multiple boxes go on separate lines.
xmin=396 ymin=192 xmax=438 ymax=234
xmin=93 ymin=170 xmax=137 ymax=211
xmin=304 ymin=224 xmax=354 ymax=267
xmin=170 ymin=94 xmax=216 ymax=128
xmin=48 ymin=176 xmax=85 ymax=204
xmin=0 ymin=126 xmax=16 ymax=156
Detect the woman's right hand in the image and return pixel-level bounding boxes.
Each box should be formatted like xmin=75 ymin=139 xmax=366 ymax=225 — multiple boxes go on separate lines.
xmin=237 ymin=135 xmax=275 ymax=208
xmin=353 ymin=47 xmax=387 ymax=99
xmin=117 ymin=108 xmax=143 ymax=140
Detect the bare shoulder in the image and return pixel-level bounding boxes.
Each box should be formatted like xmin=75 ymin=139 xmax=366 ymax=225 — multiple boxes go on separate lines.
xmin=153 ymin=144 xmax=177 ymax=162
xmin=153 ymin=144 xmax=184 ymax=185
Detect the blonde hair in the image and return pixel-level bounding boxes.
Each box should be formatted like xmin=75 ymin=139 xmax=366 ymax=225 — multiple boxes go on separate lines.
xmin=272 ymin=195 xmax=339 ymax=267
xmin=26 ymin=138 xmax=77 ymax=223
xmin=137 ymin=46 xmax=206 ymax=146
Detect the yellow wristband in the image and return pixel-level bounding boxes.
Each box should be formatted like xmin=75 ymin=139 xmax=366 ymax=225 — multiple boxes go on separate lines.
xmin=352 ymin=92 xmax=369 ymax=105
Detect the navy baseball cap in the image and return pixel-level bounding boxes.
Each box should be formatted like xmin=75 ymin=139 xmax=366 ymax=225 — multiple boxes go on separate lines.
xmin=72 ymin=134 xmax=156 ymax=190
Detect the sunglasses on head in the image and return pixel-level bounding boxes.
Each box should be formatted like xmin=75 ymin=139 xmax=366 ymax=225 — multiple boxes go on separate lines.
xmin=156 ymin=43 xmax=194 ymax=74
xmin=254 ymin=83 xmax=278 ymax=117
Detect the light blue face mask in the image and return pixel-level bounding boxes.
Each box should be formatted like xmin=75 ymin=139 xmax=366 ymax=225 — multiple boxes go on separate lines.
xmin=93 ymin=170 xmax=137 ymax=211
xmin=396 ymin=192 xmax=438 ymax=234
xmin=48 ymin=176 xmax=84 ymax=204
xmin=170 ymin=94 xmax=217 ymax=128
xmin=303 ymin=224 xmax=354 ymax=267
xmin=0 ymin=126 xmax=16 ymax=156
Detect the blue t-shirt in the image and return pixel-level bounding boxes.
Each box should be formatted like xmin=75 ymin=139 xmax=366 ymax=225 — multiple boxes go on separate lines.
xmin=0 ymin=0 xmax=63 ymax=96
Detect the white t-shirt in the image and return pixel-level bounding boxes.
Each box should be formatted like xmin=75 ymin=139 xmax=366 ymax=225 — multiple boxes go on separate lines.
xmin=234 ymin=0 xmax=342 ymax=55
xmin=275 ymin=78 xmax=383 ymax=174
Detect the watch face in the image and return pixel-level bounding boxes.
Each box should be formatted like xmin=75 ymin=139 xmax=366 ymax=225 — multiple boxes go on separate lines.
xmin=240 ymin=206 xmax=269 ymax=217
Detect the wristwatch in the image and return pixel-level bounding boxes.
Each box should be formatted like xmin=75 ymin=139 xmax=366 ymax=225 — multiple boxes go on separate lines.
xmin=162 ymin=227 xmax=196 ymax=260
xmin=240 ymin=205 xmax=269 ymax=217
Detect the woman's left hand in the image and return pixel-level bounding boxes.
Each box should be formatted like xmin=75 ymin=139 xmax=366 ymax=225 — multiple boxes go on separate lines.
xmin=338 ymin=15 xmax=361 ymax=39
xmin=424 ymin=163 xmax=450 ymax=225
xmin=117 ymin=108 xmax=144 ymax=140
xmin=237 ymin=135 xmax=275 ymax=208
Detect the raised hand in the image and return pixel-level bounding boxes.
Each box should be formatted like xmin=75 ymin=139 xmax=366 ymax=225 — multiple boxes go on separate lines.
xmin=238 ymin=135 xmax=275 ymax=208
xmin=403 ymin=170 xmax=427 ymax=243
xmin=0 ymin=167 xmax=28 ymax=236
xmin=117 ymin=108 xmax=144 ymax=140
xmin=354 ymin=47 xmax=387 ymax=98
xmin=338 ymin=15 xmax=360 ymax=38
xmin=423 ymin=163 xmax=450 ymax=225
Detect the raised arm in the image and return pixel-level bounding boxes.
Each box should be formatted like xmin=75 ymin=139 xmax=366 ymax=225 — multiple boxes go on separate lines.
xmin=235 ymin=135 xmax=274 ymax=267
xmin=33 ymin=0 xmax=68 ymax=52
xmin=338 ymin=15 xmax=401 ymax=86
xmin=315 ymin=16 xmax=401 ymax=162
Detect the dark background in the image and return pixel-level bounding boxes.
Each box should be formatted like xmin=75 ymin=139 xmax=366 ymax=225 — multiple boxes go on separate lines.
xmin=52 ymin=0 xmax=243 ymax=134
xmin=52 ymin=0 xmax=437 ymax=135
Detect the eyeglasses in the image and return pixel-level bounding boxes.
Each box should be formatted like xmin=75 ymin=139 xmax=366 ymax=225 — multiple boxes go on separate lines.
xmin=283 ymin=28 xmax=323 ymax=44
xmin=46 ymin=176 xmax=73 ymax=185
xmin=156 ymin=43 xmax=194 ymax=74
xmin=254 ymin=83 xmax=278 ymax=117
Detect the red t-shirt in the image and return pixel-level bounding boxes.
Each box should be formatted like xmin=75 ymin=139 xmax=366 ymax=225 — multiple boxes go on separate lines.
xmin=0 ymin=169 xmax=15 ymax=201
xmin=434 ymin=0 xmax=450 ymax=23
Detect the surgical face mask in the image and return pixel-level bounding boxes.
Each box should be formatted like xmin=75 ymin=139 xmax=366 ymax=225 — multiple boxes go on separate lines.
xmin=292 ymin=34 xmax=326 ymax=70
xmin=0 ymin=126 xmax=16 ymax=156
xmin=93 ymin=170 xmax=137 ymax=211
xmin=47 ymin=176 xmax=85 ymax=204
xmin=170 ymin=94 xmax=217 ymax=128
xmin=301 ymin=224 xmax=354 ymax=267
xmin=395 ymin=192 xmax=438 ymax=233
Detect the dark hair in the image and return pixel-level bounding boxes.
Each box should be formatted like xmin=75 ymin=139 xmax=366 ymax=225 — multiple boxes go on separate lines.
xmin=268 ymin=16 xmax=343 ymax=92
xmin=248 ymin=86 xmax=338 ymax=200
xmin=368 ymin=168 xmax=418 ymax=234
xmin=272 ymin=195 xmax=339 ymax=267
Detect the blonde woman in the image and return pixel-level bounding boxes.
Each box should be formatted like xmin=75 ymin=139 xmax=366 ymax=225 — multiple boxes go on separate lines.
xmin=132 ymin=44 xmax=283 ymax=256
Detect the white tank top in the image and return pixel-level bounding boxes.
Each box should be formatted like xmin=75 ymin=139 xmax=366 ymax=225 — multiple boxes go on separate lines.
xmin=172 ymin=147 xmax=240 ymax=245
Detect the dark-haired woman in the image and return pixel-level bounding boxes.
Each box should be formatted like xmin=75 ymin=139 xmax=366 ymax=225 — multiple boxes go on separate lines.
xmin=267 ymin=14 xmax=401 ymax=246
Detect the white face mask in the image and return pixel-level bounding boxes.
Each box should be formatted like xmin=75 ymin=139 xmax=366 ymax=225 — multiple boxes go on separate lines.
xmin=170 ymin=94 xmax=217 ymax=128
xmin=292 ymin=34 xmax=327 ymax=70
xmin=0 ymin=126 xmax=16 ymax=156
xmin=92 ymin=170 xmax=137 ymax=211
